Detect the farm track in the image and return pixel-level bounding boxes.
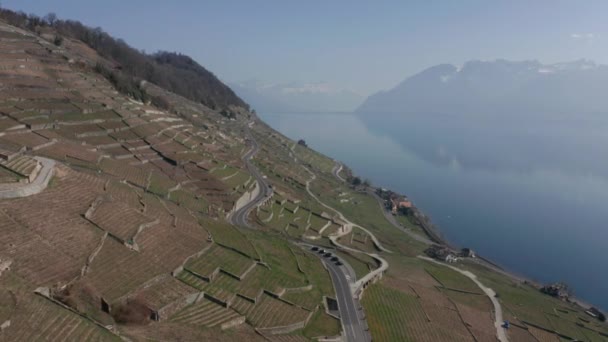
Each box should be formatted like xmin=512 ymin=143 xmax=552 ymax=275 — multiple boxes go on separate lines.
xmin=419 ymin=256 xmax=508 ymax=342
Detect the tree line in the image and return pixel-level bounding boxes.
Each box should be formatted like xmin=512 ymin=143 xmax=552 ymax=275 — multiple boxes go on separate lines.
xmin=0 ymin=7 xmax=249 ymax=111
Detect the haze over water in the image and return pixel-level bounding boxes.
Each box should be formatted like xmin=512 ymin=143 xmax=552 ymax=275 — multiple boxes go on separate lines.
xmin=260 ymin=111 xmax=608 ymax=311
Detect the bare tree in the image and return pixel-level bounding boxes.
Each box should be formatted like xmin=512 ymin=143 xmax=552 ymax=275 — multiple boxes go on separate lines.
xmin=44 ymin=12 xmax=57 ymax=26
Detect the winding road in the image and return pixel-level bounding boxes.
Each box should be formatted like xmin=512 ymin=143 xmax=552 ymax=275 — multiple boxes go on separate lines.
xmin=323 ymin=255 xmax=370 ymax=342
xmin=332 ymin=162 xmax=509 ymax=341
xmin=298 ymin=161 xmax=381 ymax=341
xmin=231 ymin=128 xmax=372 ymax=341
xmin=332 ymin=162 xmax=346 ymax=182
xmin=229 ymin=123 xmax=273 ymax=228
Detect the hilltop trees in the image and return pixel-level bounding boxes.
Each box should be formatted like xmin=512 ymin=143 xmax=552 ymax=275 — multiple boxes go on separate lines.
xmin=0 ymin=7 xmax=249 ymax=111
xmin=44 ymin=12 xmax=57 ymax=26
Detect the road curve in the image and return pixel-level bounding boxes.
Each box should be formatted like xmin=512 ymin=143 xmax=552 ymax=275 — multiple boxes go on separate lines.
xmin=237 ymin=125 xmax=370 ymax=341
xmin=332 ymin=162 xmax=346 ymax=182
xmin=419 ymin=256 xmax=509 ymax=342
xmin=302 ymin=165 xmax=392 ymax=254
xmin=298 ymin=163 xmax=377 ymax=341
xmin=0 ymin=156 xmax=55 ymax=199
xmin=229 ymin=123 xmax=273 ymax=228
xmin=323 ymin=256 xmax=370 ymax=342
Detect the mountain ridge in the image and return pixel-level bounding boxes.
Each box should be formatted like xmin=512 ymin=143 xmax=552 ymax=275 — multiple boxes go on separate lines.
xmin=356 ymin=59 xmax=608 ymax=116
xmin=231 ymin=80 xmax=363 ymax=113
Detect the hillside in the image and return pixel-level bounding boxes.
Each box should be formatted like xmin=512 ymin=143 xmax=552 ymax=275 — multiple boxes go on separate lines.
xmin=0 ymin=8 xmax=248 ymax=111
xmin=0 ymin=10 xmax=606 ymax=342
xmin=356 ymin=59 xmax=608 ymax=116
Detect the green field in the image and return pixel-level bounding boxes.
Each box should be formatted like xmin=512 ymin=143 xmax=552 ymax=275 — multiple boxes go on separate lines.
xmin=424 ymin=263 xmax=482 ymax=294
xmin=362 ymin=283 xmax=463 ymax=342
xmin=203 ymin=219 xmax=260 ymax=259
xmin=303 ymin=309 xmax=341 ymax=339
xmin=147 ymin=171 xmax=177 ymax=197
xmin=335 ymin=251 xmax=376 ymax=280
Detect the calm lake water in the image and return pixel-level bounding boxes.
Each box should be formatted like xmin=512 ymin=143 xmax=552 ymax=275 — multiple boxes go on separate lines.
xmin=260 ymin=111 xmax=608 ymax=310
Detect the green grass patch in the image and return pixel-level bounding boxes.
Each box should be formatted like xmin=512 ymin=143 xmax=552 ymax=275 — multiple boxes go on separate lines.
xmin=424 ymin=263 xmax=482 ymax=294
xmin=250 ymin=234 xmax=307 ymax=285
xmin=303 ymin=309 xmax=341 ymax=339
xmin=202 ymin=219 xmax=259 ymax=260
xmin=335 ymin=251 xmax=375 ymax=280
xmin=147 ymin=171 xmax=177 ymax=197
xmin=186 ymin=244 xmax=254 ymax=278
xmin=362 ymin=283 xmax=458 ymax=341
xmin=168 ymin=189 xmax=207 ymax=212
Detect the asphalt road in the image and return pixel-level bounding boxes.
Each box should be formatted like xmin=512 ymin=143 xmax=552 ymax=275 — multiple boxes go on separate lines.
xmin=235 ymin=126 xmax=369 ymax=341
xmin=229 ymin=125 xmax=273 ymax=228
xmin=322 ymin=253 xmax=370 ymax=342
xmin=300 ymin=243 xmax=370 ymax=342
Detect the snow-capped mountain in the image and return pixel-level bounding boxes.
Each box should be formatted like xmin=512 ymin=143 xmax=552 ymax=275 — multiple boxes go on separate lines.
xmin=231 ymin=80 xmax=364 ymax=113
xmin=356 ymin=59 xmax=608 ymax=116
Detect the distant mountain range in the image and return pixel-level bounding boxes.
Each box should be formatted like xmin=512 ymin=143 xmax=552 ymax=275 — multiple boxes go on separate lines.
xmin=356 ymin=59 xmax=608 ymax=117
xmin=231 ymin=80 xmax=364 ymax=113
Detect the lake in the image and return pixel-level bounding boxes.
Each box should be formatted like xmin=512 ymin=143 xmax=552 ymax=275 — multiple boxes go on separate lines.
xmin=259 ymin=111 xmax=608 ymax=310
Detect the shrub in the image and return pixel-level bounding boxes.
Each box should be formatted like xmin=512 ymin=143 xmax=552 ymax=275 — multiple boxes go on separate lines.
xmin=53 ymin=35 xmax=63 ymax=46
xmin=111 ymin=297 xmax=152 ymax=325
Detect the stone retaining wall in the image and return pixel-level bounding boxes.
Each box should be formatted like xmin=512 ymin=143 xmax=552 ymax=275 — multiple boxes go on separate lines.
xmin=0 ymin=157 xmax=54 ymax=199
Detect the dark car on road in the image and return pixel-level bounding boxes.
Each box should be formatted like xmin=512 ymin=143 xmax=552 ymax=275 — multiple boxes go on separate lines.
xmin=331 ymin=256 xmax=339 ymax=261
xmin=311 ymin=246 xmax=319 ymax=251
xmin=324 ymin=252 xmax=332 ymax=258
xmin=335 ymin=261 xmax=343 ymax=266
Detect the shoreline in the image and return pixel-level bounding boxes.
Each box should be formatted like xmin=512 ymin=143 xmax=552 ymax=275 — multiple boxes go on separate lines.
xmin=362 ymin=181 xmax=600 ymax=312
xmin=262 ymin=115 xmax=605 ymax=313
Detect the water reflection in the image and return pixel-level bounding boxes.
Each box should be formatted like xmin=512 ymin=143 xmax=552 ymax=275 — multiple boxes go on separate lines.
xmin=260 ymin=111 xmax=608 ymax=310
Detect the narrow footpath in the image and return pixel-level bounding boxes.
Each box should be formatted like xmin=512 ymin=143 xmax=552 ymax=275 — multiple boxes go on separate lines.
xmin=419 ymin=256 xmax=508 ymax=342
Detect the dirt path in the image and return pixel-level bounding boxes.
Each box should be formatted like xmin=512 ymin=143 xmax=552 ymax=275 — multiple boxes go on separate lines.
xmin=419 ymin=256 xmax=508 ymax=342
xmin=301 ymin=165 xmax=392 ymax=253
xmin=300 ymin=164 xmax=390 ymax=296
xmin=332 ymin=162 xmax=346 ymax=182
xmin=0 ymin=157 xmax=55 ymax=199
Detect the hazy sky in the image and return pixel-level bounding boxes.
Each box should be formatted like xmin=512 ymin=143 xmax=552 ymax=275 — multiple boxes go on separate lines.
xmin=3 ymin=0 xmax=607 ymax=95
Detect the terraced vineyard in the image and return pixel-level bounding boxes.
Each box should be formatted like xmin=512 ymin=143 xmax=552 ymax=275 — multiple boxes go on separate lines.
xmin=185 ymin=244 xmax=256 ymax=279
xmin=1 ymin=8 xmax=607 ymax=342
xmin=363 ymin=284 xmax=474 ymax=342
xmin=203 ymin=219 xmax=259 ymax=259
xmin=425 ymin=264 xmax=482 ymax=294
xmin=3 ymin=294 xmax=119 ymax=342
xmin=171 ymin=298 xmax=242 ymax=328
xmin=243 ymin=293 xmax=312 ymax=328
